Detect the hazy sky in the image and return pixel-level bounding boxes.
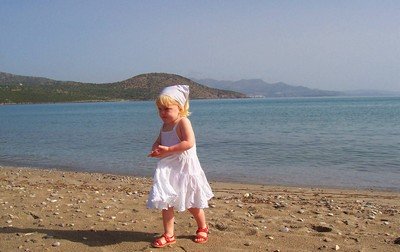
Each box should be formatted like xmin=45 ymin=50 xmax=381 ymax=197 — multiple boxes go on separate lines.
xmin=1 ymin=1 xmax=399 ymax=91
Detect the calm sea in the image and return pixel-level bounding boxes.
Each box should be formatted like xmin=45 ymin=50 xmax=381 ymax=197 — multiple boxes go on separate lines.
xmin=1 ymin=97 xmax=399 ymax=191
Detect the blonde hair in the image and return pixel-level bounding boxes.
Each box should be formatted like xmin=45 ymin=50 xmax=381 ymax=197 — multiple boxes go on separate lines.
xmin=156 ymin=94 xmax=190 ymax=117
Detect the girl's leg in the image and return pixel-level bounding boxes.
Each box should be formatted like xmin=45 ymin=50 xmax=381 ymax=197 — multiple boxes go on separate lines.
xmin=188 ymin=208 xmax=208 ymax=242
xmin=162 ymin=207 xmax=175 ymax=236
xmin=152 ymin=207 xmax=175 ymax=247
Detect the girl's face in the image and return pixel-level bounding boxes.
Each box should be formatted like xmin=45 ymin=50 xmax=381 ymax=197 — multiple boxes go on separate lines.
xmin=158 ymin=104 xmax=181 ymax=124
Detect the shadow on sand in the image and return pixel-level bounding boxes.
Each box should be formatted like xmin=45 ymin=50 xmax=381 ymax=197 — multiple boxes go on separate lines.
xmin=0 ymin=226 xmax=155 ymax=247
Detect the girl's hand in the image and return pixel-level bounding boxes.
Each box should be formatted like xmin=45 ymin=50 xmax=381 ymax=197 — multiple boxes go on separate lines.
xmin=147 ymin=145 xmax=170 ymax=158
xmin=147 ymin=149 xmax=160 ymax=157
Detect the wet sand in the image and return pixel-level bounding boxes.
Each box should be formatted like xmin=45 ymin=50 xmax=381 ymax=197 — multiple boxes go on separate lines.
xmin=1 ymin=166 xmax=399 ymax=251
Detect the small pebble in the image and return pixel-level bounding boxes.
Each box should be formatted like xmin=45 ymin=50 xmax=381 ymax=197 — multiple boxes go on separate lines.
xmin=280 ymin=227 xmax=290 ymax=233
xmin=243 ymin=193 xmax=251 ymax=198
xmin=52 ymin=241 xmax=61 ymax=247
xmin=216 ymin=223 xmax=228 ymax=231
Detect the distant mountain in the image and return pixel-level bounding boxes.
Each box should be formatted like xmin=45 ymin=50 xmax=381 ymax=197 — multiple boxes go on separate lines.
xmin=194 ymin=78 xmax=344 ymax=97
xmin=0 ymin=72 xmax=246 ymax=104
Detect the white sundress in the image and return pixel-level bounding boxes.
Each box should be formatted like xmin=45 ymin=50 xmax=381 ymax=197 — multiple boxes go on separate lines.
xmin=147 ymin=123 xmax=214 ymax=212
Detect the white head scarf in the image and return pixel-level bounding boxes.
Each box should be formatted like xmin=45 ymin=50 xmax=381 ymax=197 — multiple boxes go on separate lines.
xmin=160 ymin=85 xmax=190 ymax=106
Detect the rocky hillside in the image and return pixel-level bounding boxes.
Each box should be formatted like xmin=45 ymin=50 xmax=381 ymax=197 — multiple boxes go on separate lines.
xmin=108 ymin=73 xmax=246 ymax=100
xmin=0 ymin=72 xmax=246 ymax=104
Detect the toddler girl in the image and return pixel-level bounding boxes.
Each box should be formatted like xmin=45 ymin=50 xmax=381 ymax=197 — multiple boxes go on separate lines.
xmin=147 ymin=85 xmax=214 ymax=248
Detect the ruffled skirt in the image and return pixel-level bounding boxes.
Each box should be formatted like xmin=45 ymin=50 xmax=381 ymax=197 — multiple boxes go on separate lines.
xmin=147 ymin=151 xmax=214 ymax=212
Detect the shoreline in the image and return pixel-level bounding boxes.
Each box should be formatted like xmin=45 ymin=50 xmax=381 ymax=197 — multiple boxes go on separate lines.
xmin=2 ymin=164 xmax=399 ymax=193
xmin=1 ymin=166 xmax=399 ymax=251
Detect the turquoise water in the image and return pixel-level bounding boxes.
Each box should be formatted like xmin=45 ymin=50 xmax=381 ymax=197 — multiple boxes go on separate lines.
xmin=1 ymin=97 xmax=399 ymax=190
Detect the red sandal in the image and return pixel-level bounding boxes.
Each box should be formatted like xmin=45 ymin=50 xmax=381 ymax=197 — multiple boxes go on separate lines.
xmin=194 ymin=226 xmax=209 ymax=244
xmin=152 ymin=233 xmax=176 ymax=248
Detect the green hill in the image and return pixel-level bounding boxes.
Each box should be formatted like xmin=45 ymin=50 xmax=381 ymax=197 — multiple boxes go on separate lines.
xmin=0 ymin=72 xmax=246 ymax=104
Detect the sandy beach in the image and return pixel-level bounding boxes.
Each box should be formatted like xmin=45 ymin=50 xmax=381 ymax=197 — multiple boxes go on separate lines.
xmin=1 ymin=166 xmax=399 ymax=252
